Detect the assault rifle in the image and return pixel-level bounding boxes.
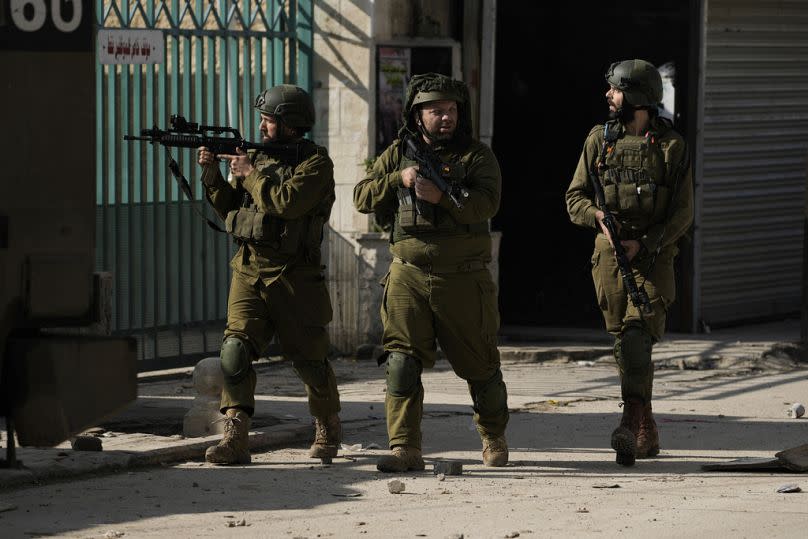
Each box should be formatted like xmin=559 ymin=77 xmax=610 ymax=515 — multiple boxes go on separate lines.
xmin=125 ymin=115 xmax=302 ymax=233
xmin=403 ymin=134 xmax=468 ymax=210
xmin=589 ymin=163 xmax=654 ymax=317
xmin=124 ymin=114 xmax=302 ymax=163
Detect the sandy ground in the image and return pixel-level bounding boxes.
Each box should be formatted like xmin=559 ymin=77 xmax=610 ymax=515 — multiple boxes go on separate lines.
xmin=1 ymin=360 xmax=808 ymax=538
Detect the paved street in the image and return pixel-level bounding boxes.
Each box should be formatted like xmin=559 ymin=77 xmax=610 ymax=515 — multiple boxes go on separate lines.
xmin=2 ymin=326 xmax=808 ymax=538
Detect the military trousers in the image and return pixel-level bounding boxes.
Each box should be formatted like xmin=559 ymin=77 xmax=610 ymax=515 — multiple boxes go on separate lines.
xmin=591 ymin=233 xmax=677 ymax=402
xmin=381 ymin=260 xmax=508 ymax=449
xmin=220 ymin=267 xmax=340 ymax=418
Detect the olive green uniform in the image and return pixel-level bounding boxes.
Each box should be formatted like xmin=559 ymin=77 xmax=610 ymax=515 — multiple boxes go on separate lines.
xmin=201 ymin=141 xmax=340 ymax=418
xmin=566 ymin=118 xmax=693 ymax=402
xmin=353 ymin=136 xmax=507 ymax=450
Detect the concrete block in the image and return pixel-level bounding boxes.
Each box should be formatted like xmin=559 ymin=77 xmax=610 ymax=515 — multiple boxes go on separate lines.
xmin=183 ymin=357 xmax=226 ymax=438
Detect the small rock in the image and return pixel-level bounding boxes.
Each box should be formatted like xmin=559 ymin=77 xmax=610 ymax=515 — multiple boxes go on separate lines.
xmin=226 ymin=518 xmax=247 ymax=527
xmin=789 ymin=403 xmax=805 ymax=419
xmin=576 ymin=507 xmax=589 ymax=513
xmin=447 ymin=534 xmax=464 ymax=539
xmin=776 ymin=483 xmax=801 ymax=493
xmin=71 ymin=436 xmax=102 ymax=452
xmin=192 ymin=482 xmax=199 ymax=488
xmin=505 ymin=533 xmax=520 ymax=539
xmin=104 ymin=532 xmax=125 ymax=538
xmin=436 ymin=473 xmax=446 ymax=482
xmin=387 ymin=479 xmax=406 ymax=494
xmin=433 ymin=461 xmax=463 ymax=476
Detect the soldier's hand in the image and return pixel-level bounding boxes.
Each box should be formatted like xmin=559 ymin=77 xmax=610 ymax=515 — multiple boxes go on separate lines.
xmin=400 ymin=165 xmax=419 ymax=188
xmin=414 ymin=175 xmax=443 ymax=204
xmin=197 ymin=146 xmax=219 ymax=167
xmin=621 ymin=240 xmax=641 ymax=261
xmin=218 ymin=148 xmax=254 ymax=179
xmin=595 ymin=210 xmax=622 ymax=246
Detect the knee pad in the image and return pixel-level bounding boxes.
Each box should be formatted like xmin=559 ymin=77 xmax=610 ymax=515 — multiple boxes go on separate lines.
xmin=469 ymin=368 xmax=508 ymax=417
xmin=386 ymin=352 xmax=422 ymax=397
xmin=220 ymin=336 xmax=252 ymax=385
xmin=292 ymin=358 xmax=330 ymax=389
xmin=615 ymin=323 xmax=653 ymax=375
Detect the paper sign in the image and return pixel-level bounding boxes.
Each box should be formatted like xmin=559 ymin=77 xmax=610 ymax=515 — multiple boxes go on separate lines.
xmin=98 ymin=29 xmax=164 ymax=65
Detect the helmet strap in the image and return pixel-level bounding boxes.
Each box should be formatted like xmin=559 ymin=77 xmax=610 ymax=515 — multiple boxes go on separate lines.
xmin=415 ymin=108 xmax=439 ymax=144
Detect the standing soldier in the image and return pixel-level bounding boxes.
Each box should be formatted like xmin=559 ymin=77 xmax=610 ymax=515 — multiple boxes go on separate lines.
xmin=354 ymin=73 xmax=508 ymax=472
xmin=197 ymin=85 xmax=341 ymax=465
xmin=566 ymin=60 xmax=693 ymax=466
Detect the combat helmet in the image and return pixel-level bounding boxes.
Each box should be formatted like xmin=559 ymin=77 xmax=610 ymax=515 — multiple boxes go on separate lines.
xmin=254 ymin=85 xmax=315 ymax=131
xmin=605 ymin=59 xmax=662 ymax=107
xmin=399 ymin=73 xmax=472 ymax=142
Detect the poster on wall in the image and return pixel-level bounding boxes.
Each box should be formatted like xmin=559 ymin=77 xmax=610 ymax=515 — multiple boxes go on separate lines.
xmin=377 ymin=46 xmax=410 ymax=151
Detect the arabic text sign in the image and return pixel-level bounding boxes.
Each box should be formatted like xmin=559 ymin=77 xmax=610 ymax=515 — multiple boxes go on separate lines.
xmin=98 ymin=29 xmax=164 ymax=65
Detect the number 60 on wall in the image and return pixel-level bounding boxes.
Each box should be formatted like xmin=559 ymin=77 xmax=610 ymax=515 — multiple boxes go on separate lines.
xmin=10 ymin=0 xmax=82 ymax=33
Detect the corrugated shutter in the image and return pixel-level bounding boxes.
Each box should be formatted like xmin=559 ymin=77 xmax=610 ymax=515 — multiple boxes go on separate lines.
xmin=699 ymin=0 xmax=808 ymax=325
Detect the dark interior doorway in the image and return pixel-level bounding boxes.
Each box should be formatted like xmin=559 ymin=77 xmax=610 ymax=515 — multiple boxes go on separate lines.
xmin=491 ymin=1 xmax=694 ymax=329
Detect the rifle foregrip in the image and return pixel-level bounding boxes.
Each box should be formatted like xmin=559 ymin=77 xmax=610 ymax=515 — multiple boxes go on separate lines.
xmin=159 ymin=134 xmax=207 ymax=149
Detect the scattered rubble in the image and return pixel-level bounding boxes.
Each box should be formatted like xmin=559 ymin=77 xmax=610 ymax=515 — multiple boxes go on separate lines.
xmin=71 ymin=436 xmax=102 ymax=452
xmin=387 ymin=479 xmax=405 ymax=494
xmin=788 ymin=403 xmax=805 ymax=418
xmin=433 ymin=461 xmax=463 ymax=476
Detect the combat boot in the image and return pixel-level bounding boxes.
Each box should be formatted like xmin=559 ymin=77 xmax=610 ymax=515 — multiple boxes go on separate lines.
xmin=610 ymin=399 xmax=643 ymax=467
xmin=205 ymin=408 xmax=251 ymax=465
xmin=309 ymin=414 xmax=341 ymax=461
xmin=636 ymin=402 xmax=660 ymax=458
xmin=481 ymin=435 xmax=509 ymax=466
xmin=376 ymin=445 xmax=425 ymax=473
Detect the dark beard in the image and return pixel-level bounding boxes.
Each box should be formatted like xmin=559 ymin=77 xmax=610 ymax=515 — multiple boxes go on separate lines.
xmin=609 ymin=106 xmax=635 ymax=123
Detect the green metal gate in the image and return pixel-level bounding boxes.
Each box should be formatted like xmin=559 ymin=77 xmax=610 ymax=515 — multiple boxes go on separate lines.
xmin=95 ymin=0 xmax=312 ymax=368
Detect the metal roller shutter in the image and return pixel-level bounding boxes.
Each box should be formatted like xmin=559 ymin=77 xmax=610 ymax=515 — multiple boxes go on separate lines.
xmin=697 ymin=0 xmax=808 ymax=325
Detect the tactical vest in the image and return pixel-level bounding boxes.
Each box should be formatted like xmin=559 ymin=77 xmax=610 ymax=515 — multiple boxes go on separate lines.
xmin=599 ymin=120 xmax=675 ymax=235
xmin=391 ymin=141 xmax=487 ymax=243
xmin=224 ymin=142 xmax=333 ymax=262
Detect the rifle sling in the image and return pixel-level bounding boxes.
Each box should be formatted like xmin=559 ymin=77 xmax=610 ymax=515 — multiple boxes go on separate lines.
xmin=166 ymin=149 xmax=226 ymax=234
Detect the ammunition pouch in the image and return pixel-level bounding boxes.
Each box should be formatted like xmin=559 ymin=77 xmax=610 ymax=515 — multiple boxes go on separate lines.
xmin=225 ymin=207 xmax=305 ymax=255
xmin=396 ymin=187 xmax=443 ymax=232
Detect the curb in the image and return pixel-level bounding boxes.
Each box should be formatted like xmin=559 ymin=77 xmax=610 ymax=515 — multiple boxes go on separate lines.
xmin=0 ymin=423 xmax=312 ymax=491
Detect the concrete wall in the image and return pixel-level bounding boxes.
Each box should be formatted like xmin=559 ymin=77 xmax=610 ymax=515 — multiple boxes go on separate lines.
xmin=311 ymin=0 xmax=374 ymax=235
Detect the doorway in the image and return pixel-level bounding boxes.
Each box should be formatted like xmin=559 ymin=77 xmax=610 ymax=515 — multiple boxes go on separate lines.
xmin=491 ymin=1 xmax=695 ymax=329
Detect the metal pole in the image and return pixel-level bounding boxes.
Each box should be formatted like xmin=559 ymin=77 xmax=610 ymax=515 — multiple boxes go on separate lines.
xmin=802 ymin=150 xmax=808 ymax=344
xmin=478 ymin=0 xmax=496 ymax=148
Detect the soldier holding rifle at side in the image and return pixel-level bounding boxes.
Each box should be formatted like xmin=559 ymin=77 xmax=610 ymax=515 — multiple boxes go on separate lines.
xmin=566 ymin=60 xmax=693 ymax=466
xmin=197 ymin=85 xmax=342 ymax=465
